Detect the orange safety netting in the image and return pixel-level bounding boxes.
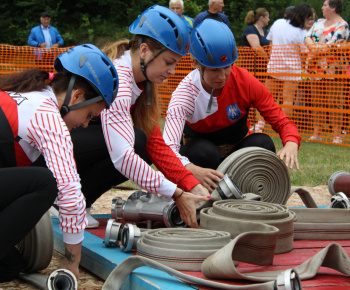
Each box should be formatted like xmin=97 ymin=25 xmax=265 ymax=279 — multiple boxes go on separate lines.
xmin=1 ymin=43 xmax=349 ymax=146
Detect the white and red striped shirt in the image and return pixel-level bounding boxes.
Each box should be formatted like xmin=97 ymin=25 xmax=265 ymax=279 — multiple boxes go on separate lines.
xmin=163 ymin=66 xmax=301 ymax=166
xmin=100 ymin=51 xmax=199 ymax=198
xmin=0 ymin=89 xmax=86 ymax=244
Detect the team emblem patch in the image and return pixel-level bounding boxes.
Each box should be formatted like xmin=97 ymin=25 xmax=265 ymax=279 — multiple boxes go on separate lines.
xmin=221 ymin=56 xmax=227 ymax=62
xmin=226 ymin=104 xmax=241 ymax=121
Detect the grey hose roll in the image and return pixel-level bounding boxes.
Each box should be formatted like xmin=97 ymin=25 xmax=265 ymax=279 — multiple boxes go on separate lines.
xmin=200 ymin=200 xmax=295 ymax=254
xmin=137 ymin=228 xmax=232 ymax=271
xmin=16 ymin=211 xmax=53 ymax=272
xmin=216 ymin=147 xmax=291 ymax=204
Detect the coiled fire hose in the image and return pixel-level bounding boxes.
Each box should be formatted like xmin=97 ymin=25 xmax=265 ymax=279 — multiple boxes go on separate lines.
xmin=102 ymin=148 xmax=350 ymax=289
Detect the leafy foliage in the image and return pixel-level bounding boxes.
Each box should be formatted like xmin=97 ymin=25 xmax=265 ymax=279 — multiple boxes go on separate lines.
xmin=0 ymin=0 xmax=349 ymax=47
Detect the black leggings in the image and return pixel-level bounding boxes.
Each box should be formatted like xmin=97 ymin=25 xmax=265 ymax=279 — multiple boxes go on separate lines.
xmin=180 ymin=133 xmax=276 ymax=170
xmin=32 ymin=125 xmax=150 ymax=207
xmin=0 ymin=167 xmax=57 ymax=282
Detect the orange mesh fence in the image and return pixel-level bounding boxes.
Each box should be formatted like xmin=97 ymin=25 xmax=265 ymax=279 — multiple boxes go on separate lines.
xmin=0 ymin=44 xmax=72 ymax=75
xmin=159 ymin=43 xmax=350 ymax=146
xmin=1 ymin=44 xmax=350 ymax=146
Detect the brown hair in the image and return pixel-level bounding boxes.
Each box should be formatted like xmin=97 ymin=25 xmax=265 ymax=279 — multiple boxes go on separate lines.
xmin=328 ymin=0 xmax=343 ymax=14
xmin=0 ymin=69 xmax=97 ymax=101
xmin=245 ymin=8 xmax=268 ymax=25
xmin=103 ymin=35 xmax=163 ymax=138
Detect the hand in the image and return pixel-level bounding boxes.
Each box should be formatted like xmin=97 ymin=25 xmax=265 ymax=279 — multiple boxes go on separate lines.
xmin=186 ymin=163 xmax=223 ymax=193
xmin=59 ymin=242 xmax=82 ymax=280
xmin=173 ymin=189 xmax=210 ymax=228
xmin=52 ymin=43 xmax=60 ymax=48
xmin=277 ymin=141 xmax=300 ymax=170
xmin=41 ymin=43 xmax=47 ymax=48
xmin=189 ymin=184 xmax=209 ymax=197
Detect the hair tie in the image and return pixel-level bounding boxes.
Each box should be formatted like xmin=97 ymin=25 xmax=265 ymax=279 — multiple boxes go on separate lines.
xmin=48 ymin=73 xmax=54 ymax=81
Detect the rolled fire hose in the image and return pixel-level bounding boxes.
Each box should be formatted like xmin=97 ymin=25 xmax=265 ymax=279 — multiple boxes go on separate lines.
xmin=136 ymin=228 xmax=232 ymax=271
xmin=216 ymin=147 xmax=291 ymax=204
xmin=200 ymin=200 xmax=295 ymax=254
xmin=16 ymin=211 xmax=53 ymax=272
xmin=19 ymin=269 xmax=78 ymax=290
xmin=328 ymin=170 xmax=350 ymax=196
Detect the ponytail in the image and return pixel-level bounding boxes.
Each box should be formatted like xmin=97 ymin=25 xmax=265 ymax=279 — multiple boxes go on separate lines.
xmin=0 ymin=69 xmax=97 ymax=103
xmin=0 ymin=69 xmax=50 ymax=93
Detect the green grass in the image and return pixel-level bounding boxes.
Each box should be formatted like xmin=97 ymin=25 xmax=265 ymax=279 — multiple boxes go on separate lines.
xmin=273 ymin=136 xmax=350 ymax=186
xmin=119 ymin=118 xmax=350 ymax=189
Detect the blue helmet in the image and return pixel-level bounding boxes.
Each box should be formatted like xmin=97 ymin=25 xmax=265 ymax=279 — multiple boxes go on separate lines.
xmin=129 ymin=5 xmax=190 ymax=56
xmin=190 ymin=19 xmax=238 ymax=68
xmin=55 ymin=44 xmax=118 ymax=109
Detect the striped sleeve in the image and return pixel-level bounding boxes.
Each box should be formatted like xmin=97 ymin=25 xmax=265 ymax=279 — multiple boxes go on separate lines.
xmin=100 ymin=64 xmax=177 ymax=198
xmin=163 ymin=74 xmax=198 ymax=167
xmin=28 ymin=100 xmax=86 ymax=244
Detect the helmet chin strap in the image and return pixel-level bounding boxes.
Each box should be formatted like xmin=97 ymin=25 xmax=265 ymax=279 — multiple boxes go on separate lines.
xmin=60 ymin=74 xmax=104 ymax=118
xmin=60 ymin=75 xmax=76 ymax=118
xmin=200 ymin=66 xmax=215 ymax=114
xmin=138 ymin=36 xmax=167 ymax=106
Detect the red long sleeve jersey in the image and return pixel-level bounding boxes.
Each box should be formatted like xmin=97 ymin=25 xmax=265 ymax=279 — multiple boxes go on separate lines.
xmin=163 ymin=65 xmax=301 ymax=166
xmin=100 ymin=51 xmax=199 ymax=198
xmin=0 ymin=89 xmax=86 ymax=244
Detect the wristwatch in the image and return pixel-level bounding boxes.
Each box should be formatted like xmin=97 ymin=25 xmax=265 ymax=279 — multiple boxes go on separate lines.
xmin=37 ymin=43 xmax=41 ymax=47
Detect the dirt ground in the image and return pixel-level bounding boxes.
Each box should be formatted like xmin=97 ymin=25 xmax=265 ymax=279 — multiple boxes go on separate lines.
xmin=0 ymin=186 xmax=332 ymax=290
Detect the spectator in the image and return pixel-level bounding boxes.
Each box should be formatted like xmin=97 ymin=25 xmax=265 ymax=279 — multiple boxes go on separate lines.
xmin=305 ymin=0 xmax=349 ymax=144
xmin=193 ymin=0 xmax=228 ymax=28
xmin=163 ymin=19 xmax=301 ymax=192
xmin=0 ymin=44 xmax=118 ymax=282
xmin=284 ymin=6 xmax=295 ymax=19
xmin=252 ymin=3 xmax=313 ymax=133
xmin=241 ymin=8 xmax=270 ymax=78
xmin=28 ymin=12 xmax=64 ymax=69
xmin=169 ymin=0 xmax=194 ymax=33
xmin=67 ymin=6 xmax=210 ymax=229
xmin=28 ymin=11 xmax=64 ymax=48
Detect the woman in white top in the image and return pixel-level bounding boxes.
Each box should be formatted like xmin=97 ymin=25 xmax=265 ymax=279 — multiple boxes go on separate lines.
xmin=252 ymin=3 xmax=313 ymax=133
xmin=0 ymin=44 xmax=118 ymax=282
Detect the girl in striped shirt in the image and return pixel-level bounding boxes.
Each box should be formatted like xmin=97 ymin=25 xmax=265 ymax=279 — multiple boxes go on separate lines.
xmin=0 ymin=44 xmax=118 ymax=282
xmin=70 ymin=6 xmax=210 ymax=230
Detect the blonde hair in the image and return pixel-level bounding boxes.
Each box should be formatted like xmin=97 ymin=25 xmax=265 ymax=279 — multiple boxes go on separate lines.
xmin=245 ymin=8 xmax=268 ymax=25
xmin=102 ymin=36 xmax=161 ymax=138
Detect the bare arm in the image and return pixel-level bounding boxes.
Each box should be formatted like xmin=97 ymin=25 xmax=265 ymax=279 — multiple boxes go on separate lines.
xmin=59 ymin=242 xmax=82 ymax=279
xmin=246 ymin=34 xmax=269 ymax=60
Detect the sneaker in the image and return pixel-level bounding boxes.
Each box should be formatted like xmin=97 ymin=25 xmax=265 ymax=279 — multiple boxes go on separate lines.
xmin=86 ymin=207 xmax=99 ymax=229
xmin=332 ymin=136 xmax=343 ymax=144
xmin=307 ymin=135 xmax=322 ymax=142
